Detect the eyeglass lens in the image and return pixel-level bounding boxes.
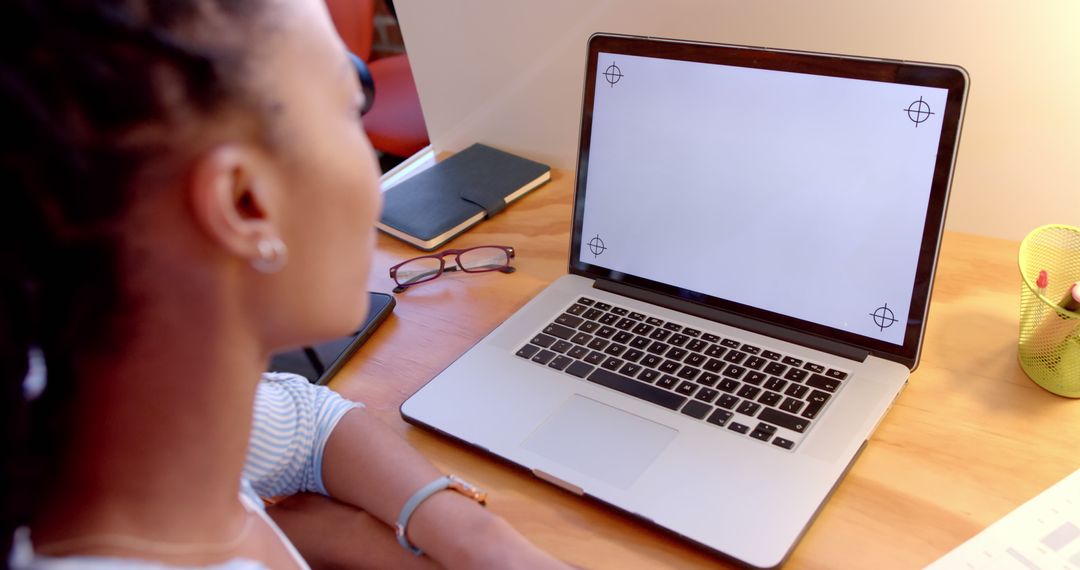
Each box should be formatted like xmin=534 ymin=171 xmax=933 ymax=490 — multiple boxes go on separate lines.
xmin=458 ymin=247 xmax=511 ymax=272
xmin=395 ymin=257 xmax=443 ymax=286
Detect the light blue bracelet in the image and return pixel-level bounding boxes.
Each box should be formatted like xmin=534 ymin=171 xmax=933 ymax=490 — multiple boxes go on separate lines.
xmin=395 ymin=474 xmax=488 ymax=556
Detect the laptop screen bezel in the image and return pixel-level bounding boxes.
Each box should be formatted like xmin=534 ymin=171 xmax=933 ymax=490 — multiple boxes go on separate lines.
xmin=568 ymin=33 xmax=968 ymax=368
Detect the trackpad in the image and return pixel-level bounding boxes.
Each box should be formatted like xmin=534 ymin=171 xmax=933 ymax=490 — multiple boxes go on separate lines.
xmin=521 ymin=395 xmax=678 ymax=489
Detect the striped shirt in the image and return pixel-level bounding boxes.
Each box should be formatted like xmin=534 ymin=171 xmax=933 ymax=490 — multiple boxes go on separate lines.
xmin=12 ymin=373 xmax=361 ymax=569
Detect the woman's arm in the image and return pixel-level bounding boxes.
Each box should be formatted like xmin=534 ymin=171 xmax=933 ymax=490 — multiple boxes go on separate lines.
xmin=321 ymin=408 xmax=569 ymax=569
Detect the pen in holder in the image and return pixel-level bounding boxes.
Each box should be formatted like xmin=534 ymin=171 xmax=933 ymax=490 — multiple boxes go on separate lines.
xmin=1017 ymin=224 xmax=1080 ymax=397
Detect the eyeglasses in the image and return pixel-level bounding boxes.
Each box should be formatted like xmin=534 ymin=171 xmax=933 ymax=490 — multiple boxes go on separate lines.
xmin=389 ymin=245 xmax=516 ymax=293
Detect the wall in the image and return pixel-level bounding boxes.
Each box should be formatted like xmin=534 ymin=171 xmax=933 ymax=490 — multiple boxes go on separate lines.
xmin=395 ymin=0 xmax=1080 ymax=241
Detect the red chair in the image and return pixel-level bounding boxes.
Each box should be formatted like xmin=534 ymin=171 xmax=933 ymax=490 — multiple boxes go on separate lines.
xmin=325 ymin=0 xmax=430 ymax=160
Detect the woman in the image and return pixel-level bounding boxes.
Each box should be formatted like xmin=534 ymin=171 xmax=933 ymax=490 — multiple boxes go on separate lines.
xmin=1 ymin=0 xmax=569 ymax=568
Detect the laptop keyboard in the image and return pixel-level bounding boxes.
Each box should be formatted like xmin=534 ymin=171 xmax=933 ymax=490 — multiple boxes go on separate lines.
xmin=514 ymin=296 xmax=849 ymax=451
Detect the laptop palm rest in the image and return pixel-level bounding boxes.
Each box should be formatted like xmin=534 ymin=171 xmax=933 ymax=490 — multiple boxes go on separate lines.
xmin=521 ymin=394 xmax=678 ymax=489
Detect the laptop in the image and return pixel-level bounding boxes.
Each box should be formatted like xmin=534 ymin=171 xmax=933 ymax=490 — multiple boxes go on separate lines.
xmin=402 ymin=33 xmax=967 ymax=568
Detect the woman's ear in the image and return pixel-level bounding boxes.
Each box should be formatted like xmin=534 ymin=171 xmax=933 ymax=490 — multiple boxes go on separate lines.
xmin=187 ymin=145 xmax=282 ymax=264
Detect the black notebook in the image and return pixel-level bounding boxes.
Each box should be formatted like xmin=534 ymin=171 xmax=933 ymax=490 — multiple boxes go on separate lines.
xmin=377 ymin=144 xmax=551 ymax=250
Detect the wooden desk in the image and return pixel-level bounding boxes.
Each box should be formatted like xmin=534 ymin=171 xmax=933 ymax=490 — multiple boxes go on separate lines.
xmin=331 ymin=169 xmax=1080 ymax=568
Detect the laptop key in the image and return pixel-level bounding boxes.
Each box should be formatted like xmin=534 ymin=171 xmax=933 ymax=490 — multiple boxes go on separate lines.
xmin=628 ymin=311 xmax=646 ymax=321
xmin=584 ymin=369 xmax=689 ymax=411
xmin=543 ymin=323 xmax=576 ymax=340
xmin=555 ymin=314 xmax=584 ymax=328
xmin=659 ymin=360 xmax=681 ymax=374
xmin=803 ymin=362 xmax=826 ymax=374
xmin=603 ymin=343 xmax=627 ymax=357
xmin=801 ymin=390 xmax=831 ymax=419
xmin=623 ymin=349 xmax=645 ymax=363
xmin=701 ymin=333 xmax=721 ymax=343
xmin=610 ymin=307 xmax=628 ymax=316
xmin=741 ymin=344 xmax=761 ymax=355
xmin=577 ymin=297 xmax=595 ymax=306
xmin=772 ymin=437 xmax=795 ymax=450
xmin=640 ymin=354 xmax=662 ymax=368
xmin=549 ymin=355 xmax=573 ymax=371
xmin=599 ymin=313 xmax=619 ymax=325
xmin=736 ymin=401 xmax=761 ymax=416
xmin=565 ymin=360 xmax=594 ymax=378
xmin=737 ymin=385 xmax=761 ymax=399
xmin=720 ymin=339 xmax=741 ymax=349
xmin=806 ymin=373 xmax=842 ymax=392
xmin=685 ymin=353 xmax=707 ymax=367
xmin=780 ymin=397 xmax=804 ymax=414
xmin=695 ymin=387 xmax=719 ymax=403
xmin=619 ymin=362 xmax=643 ymax=377
xmin=657 ymin=375 xmax=679 ymax=389
xmin=676 ymin=366 xmax=701 ymax=381
xmin=743 ymin=371 xmax=767 ymax=385
xmin=697 ymin=372 xmax=720 ymax=387
xmin=584 ymin=351 xmax=606 ymax=365
xmin=717 ymin=378 xmax=741 ymax=395
xmin=583 ymin=308 xmax=604 ymax=320
xmin=785 ymin=384 xmax=809 ymax=398
xmin=663 ymin=322 xmax=683 ymax=332
xmin=704 ymin=358 xmax=725 ymax=373
xmin=593 ymin=302 xmax=612 ymax=311
xmin=722 ymin=364 xmax=747 ymax=379
xmin=717 ymin=394 xmax=739 ymax=409
xmin=632 ymin=323 xmax=654 ymax=336
xmin=704 ymin=344 xmax=726 ymax=358
xmin=759 ymin=407 xmax=809 ymax=432
xmin=551 ymin=340 xmax=574 ymax=354
xmin=681 ymin=400 xmax=711 ymax=419
xmin=530 ymin=333 xmax=556 ymax=348
xmin=516 ymin=345 xmax=540 ymax=359
xmin=613 ymin=331 xmax=634 ymax=344
xmin=566 ymin=304 xmax=587 ymax=316
xmin=586 ymin=338 xmax=609 ymax=351
xmin=723 ymin=350 xmax=748 ymax=364
xmin=630 ymin=336 xmax=652 ymax=349
xmin=647 ymin=341 xmax=670 ymax=355
xmin=782 ymin=356 xmax=803 ymax=367
xmin=749 ymin=428 xmax=772 ymax=442
xmin=707 ymin=409 xmax=733 ymax=426
xmin=568 ymin=346 xmax=590 ymax=359
xmin=601 ymin=357 xmax=623 ymax=371
xmin=758 ymin=391 xmax=782 ymax=407
xmin=764 ymin=362 xmax=787 ymax=376
xmin=666 ymin=347 xmax=689 ymax=360
xmin=764 ymin=377 xmax=787 ymax=391
xmin=646 ymin=317 xmax=664 ymax=326
xmin=578 ymin=321 xmax=600 ymax=334
xmin=595 ymin=326 xmax=617 ymax=339
xmin=762 ymin=350 xmax=782 ymax=361
xmin=744 ymin=356 xmax=767 ymax=370
xmin=784 ymin=368 xmax=809 ymax=382
xmin=649 ymin=329 xmax=672 ymax=341
xmin=826 ymin=368 xmax=848 ymax=380
xmin=687 ymin=339 xmax=709 ymax=353
xmin=682 ymin=328 xmax=701 ymax=337
xmin=570 ymin=332 xmax=592 ymax=345
xmin=638 ymin=369 xmax=660 ymax=383
xmin=668 ymin=334 xmax=690 ymax=347
xmin=615 ymin=318 xmax=636 ymax=331
xmin=728 ymin=422 xmax=749 ymax=434
xmin=531 ymin=350 xmax=556 ymax=365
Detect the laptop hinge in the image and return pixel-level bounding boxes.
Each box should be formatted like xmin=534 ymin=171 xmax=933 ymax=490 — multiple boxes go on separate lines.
xmin=594 ymin=279 xmax=869 ymax=363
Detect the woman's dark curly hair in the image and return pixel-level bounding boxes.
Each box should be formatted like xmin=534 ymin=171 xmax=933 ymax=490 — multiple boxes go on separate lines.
xmin=0 ymin=0 xmax=273 ymax=558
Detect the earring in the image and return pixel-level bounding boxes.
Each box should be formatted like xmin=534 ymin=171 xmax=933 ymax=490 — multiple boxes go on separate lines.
xmin=252 ymin=237 xmax=288 ymax=273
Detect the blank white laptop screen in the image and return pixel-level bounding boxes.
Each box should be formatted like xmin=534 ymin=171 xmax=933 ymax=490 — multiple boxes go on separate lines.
xmin=579 ymin=52 xmax=949 ymax=346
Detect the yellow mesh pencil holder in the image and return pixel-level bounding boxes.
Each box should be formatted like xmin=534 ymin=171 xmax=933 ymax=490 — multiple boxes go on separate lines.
xmin=1018 ymin=224 xmax=1080 ymax=397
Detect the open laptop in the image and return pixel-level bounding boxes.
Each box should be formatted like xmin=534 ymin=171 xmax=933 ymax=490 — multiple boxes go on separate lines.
xmin=402 ymin=33 xmax=967 ymax=568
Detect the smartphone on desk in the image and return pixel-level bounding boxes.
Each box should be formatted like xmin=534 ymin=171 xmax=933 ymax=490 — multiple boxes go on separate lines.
xmin=268 ymin=292 xmax=395 ymax=385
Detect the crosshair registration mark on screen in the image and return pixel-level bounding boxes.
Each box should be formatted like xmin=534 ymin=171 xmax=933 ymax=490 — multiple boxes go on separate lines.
xmin=603 ymin=63 xmax=622 ymax=87
xmin=904 ymin=96 xmax=935 ymax=127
